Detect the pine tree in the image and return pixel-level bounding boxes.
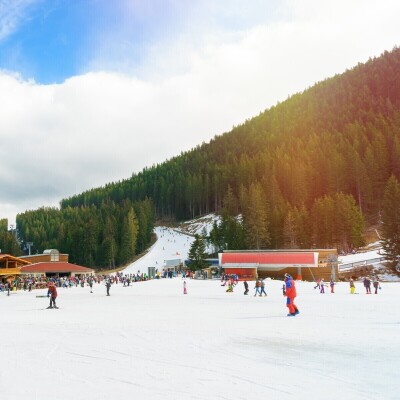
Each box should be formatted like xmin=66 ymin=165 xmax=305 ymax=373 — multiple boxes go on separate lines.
xmin=381 ymin=176 xmax=400 ymax=263
xmin=188 ymin=234 xmax=209 ymax=272
xmin=119 ymin=208 xmax=139 ymax=264
xmin=241 ymin=182 xmax=270 ymax=249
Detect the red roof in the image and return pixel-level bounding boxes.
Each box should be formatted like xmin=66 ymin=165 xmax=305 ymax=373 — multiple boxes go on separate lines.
xmin=20 ymin=262 xmax=93 ymax=274
xmin=221 ymin=252 xmax=317 ymax=267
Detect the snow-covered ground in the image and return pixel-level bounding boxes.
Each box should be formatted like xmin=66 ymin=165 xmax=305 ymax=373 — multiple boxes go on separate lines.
xmin=123 ymin=227 xmax=195 ymax=274
xmin=1 ymin=277 xmax=399 ymax=400
xmin=338 ymin=249 xmax=384 ymax=265
xmin=2 ymin=225 xmax=399 ymax=399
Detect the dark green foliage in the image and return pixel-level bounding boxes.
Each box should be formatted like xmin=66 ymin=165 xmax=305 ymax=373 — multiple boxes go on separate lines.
xmin=0 ymin=219 xmax=22 ymax=256
xmin=311 ymin=193 xmax=365 ymax=251
xmin=187 ymin=234 xmax=209 ymax=272
xmin=16 ymin=198 xmax=154 ymax=269
xmin=381 ymin=176 xmax=400 ymax=262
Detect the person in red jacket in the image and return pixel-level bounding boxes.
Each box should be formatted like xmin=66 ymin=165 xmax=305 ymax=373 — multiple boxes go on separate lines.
xmin=47 ymin=281 xmax=58 ymax=309
xmin=283 ymin=273 xmax=299 ymax=316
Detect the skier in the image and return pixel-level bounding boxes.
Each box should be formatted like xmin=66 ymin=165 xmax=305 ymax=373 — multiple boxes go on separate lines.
xmin=349 ymin=278 xmax=356 ymax=294
xmin=183 ymin=280 xmax=187 ymax=294
xmin=47 ymin=281 xmax=58 ymax=309
xmin=88 ymin=277 xmax=93 ymax=293
xmin=314 ymin=278 xmax=321 ymax=290
xmin=329 ymin=279 xmax=335 ymax=293
xmin=363 ymin=276 xmax=371 ymax=294
xmin=283 ymin=273 xmax=299 ymax=316
xmin=254 ymin=280 xmax=261 ymax=296
xmin=105 ymin=279 xmax=111 ymax=296
xmin=243 ymin=280 xmax=249 ymax=295
xmin=373 ymin=277 xmax=381 ymax=294
xmin=320 ymin=278 xmax=326 ymax=294
xmin=260 ymin=279 xmax=267 ymax=296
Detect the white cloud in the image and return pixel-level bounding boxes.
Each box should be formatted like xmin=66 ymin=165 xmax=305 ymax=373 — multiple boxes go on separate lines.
xmin=0 ymin=0 xmax=38 ymax=41
xmin=1 ymin=0 xmax=400 ymax=226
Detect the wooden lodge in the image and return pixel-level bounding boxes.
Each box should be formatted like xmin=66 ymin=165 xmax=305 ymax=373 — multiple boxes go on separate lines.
xmin=0 ymin=254 xmax=31 ymax=282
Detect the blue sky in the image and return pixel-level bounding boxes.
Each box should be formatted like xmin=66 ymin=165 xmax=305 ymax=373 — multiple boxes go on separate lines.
xmin=0 ymin=0 xmax=282 ymax=83
xmin=0 ymin=0 xmax=399 ymax=225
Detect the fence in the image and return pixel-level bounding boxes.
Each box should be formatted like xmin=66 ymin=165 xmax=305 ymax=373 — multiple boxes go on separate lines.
xmin=339 ymin=257 xmax=386 ymax=272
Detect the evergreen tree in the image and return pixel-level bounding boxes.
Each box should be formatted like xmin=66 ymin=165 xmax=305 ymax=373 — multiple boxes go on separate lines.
xmin=119 ymin=207 xmax=139 ymax=264
xmin=381 ymin=176 xmax=400 ymax=263
xmin=188 ymin=234 xmax=209 ymax=272
xmin=241 ymin=182 xmax=270 ymax=249
xmin=0 ymin=219 xmax=22 ymax=255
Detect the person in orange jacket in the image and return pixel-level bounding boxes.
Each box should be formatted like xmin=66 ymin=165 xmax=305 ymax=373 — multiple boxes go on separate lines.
xmin=283 ymin=273 xmax=299 ymax=316
xmin=47 ymin=281 xmax=58 ymax=309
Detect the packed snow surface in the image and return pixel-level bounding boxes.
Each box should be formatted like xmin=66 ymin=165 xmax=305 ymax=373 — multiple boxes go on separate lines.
xmin=1 ymin=226 xmax=399 ymax=400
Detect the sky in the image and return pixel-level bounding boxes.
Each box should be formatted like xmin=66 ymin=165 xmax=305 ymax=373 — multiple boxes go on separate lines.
xmin=1 ymin=0 xmax=400 ymax=226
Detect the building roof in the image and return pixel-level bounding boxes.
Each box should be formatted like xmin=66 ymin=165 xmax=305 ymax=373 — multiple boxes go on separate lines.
xmin=0 ymin=254 xmax=31 ymax=265
xmin=20 ymin=262 xmax=94 ymax=274
xmin=220 ymin=252 xmax=318 ymax=270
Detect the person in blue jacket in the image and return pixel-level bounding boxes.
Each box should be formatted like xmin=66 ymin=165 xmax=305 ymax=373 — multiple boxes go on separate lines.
xmin=283 ymin=273 xmax=299 ymax=316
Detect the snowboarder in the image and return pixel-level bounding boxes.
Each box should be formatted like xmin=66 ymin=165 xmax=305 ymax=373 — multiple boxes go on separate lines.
xmin=243 ymin=280 xmax=249 ymax=295
xmin=47 ymin=281 xmax=58 ymax=309
xmin=283 ymin=273 xmax=299 ymax=316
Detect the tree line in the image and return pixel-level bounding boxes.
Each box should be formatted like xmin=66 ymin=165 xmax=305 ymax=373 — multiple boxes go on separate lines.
xmin=15 ymin=198 xmax=154 ymax=269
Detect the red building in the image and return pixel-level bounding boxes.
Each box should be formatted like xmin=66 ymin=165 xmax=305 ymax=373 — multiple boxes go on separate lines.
xmin=219 ymin=249 xmax=338 ymax=281
xmin=20 ymin=262 xmax=94 ymax=278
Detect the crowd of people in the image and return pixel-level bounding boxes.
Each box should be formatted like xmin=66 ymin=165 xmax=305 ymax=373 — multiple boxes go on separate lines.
xmin=1 ymin=268 xmax=384 ymax=316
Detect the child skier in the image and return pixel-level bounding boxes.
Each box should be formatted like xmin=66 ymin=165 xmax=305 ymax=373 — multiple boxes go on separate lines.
xmin=183 ymin=280 xmax=187 ymax=294
xmin=320 ymin=278 xmax=326 ymax=294
xmin=329 ymin=279 xmax=335 ymax=293
xmin=349 ymin=278 xmax=355 ymax=294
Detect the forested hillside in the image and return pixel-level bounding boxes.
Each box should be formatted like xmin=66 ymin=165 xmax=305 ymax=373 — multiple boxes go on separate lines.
xmin=16 ymin=47 xmax=400 ymax=263
xmin=16 ymin=199 xmax=154 ymax=269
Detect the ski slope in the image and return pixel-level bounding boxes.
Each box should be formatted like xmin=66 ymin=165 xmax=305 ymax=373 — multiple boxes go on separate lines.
xmin=123 ymin=227 xmax=195 ymax=274
xmin=1 ymin=225 xmax=399 ymax=399
xmin=1 ymin=277 xmax=398 ymax=400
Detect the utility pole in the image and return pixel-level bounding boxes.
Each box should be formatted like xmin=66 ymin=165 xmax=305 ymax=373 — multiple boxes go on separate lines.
xmin=26 ymin=242 xmax=33 ymax=256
